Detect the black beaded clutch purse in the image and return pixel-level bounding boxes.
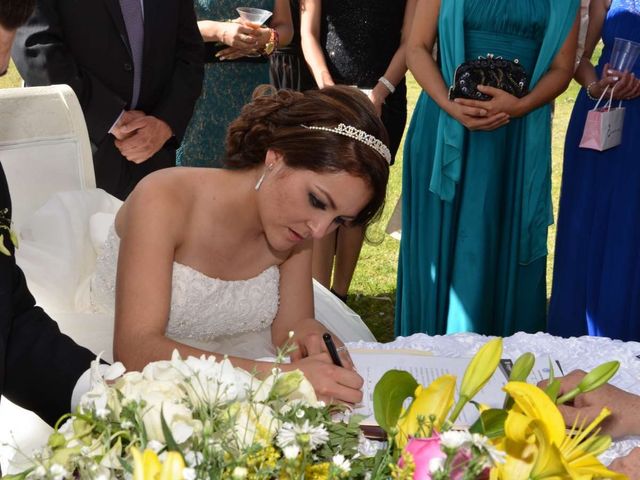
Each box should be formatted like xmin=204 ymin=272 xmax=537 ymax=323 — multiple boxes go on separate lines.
xmin=448 ymin=55 xmax=529 ymax=101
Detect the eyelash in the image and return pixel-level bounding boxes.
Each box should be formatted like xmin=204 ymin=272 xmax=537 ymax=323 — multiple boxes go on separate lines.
xmin=309 ymin=193 xmax=326 ymax=210
xmin=309 ymin=193 xmax=347 ymax=226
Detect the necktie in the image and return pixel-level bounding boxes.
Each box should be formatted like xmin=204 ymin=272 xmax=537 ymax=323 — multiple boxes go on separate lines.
xmin=118 ymin=0 xmax=144 ymax=108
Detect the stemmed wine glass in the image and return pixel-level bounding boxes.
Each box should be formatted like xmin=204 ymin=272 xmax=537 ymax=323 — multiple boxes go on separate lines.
xmin=236 ymin=7 xmax=272 ymax=57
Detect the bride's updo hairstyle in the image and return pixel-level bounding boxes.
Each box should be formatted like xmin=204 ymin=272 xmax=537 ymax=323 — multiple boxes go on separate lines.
xmin=225 ymin=85 xmax=390 ymax=227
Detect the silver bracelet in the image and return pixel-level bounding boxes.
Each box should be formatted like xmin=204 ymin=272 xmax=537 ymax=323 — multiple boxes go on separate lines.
xmin=586 ymin=81 xmax=599 ymax=101
xmin=378 ymin=76 xmax=395 ymax=94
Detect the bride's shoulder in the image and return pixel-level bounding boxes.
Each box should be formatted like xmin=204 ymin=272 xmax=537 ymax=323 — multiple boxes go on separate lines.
xmin=120 ymin=168 xmax=200 ymax=223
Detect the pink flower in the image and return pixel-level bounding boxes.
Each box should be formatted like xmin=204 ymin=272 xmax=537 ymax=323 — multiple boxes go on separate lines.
xmin=399 ymin=436 xmax=445 ymax=480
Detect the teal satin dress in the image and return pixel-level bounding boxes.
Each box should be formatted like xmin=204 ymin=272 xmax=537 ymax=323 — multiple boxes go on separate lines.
xmin=177 ymin=0 xmax=273 ymax=168
xmin=396 ymin=0 xmax=577 ymax=337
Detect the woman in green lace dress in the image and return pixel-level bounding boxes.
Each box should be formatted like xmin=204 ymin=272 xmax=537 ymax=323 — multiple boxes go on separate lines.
xmin=177 ymin=0 xmax=292 ymax=168
xmin=395 ymin=0 xmax=579 ymax=337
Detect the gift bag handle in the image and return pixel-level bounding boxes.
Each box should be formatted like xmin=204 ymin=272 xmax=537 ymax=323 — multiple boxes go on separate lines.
xmin=593 ymin=84 xmax=623 ymax=111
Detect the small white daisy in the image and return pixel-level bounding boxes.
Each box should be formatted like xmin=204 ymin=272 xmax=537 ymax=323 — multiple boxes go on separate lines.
xmin=332 ymin=454 xmax=352 ymax=473
xmin=276 ymin=420 xmax=329 ymax=449
xmin=440 ymin=430 xmax=471 ymax=449
xmin=283 ymin=444 xmax=301 ymax=460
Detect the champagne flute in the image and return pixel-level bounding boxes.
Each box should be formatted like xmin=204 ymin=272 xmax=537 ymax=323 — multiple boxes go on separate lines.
xmin=236 ymin=7 xmax=272 ymax=57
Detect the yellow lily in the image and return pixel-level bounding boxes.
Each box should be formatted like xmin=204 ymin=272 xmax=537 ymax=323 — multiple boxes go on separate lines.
xmin=396 ymin=374 xmax=456 ymax=448
xmin=491 ymin=382 xmax=627 ymax=480
xmin=450 ymin=338 xmax=503 ymax=424
xmin=132 ymin=448 xmax=185 ymax=480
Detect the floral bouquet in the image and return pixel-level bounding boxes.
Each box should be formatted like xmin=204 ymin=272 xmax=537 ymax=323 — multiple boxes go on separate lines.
xmin=372 ymin=338 xmax=626 ymax=480
xmin=5 ymin=338 xmax=626 ymax=479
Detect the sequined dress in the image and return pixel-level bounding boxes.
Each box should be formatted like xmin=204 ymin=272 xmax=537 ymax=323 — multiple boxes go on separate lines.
xmin=91 ymin=226 xmax=280 ymax=350
xmin=176 ymin=0 xmax=273 ymax=168
xmin=548 ymin=0 xmax=640 ymax=341
xmin=318 ymin=0 xmax=407 ymax=161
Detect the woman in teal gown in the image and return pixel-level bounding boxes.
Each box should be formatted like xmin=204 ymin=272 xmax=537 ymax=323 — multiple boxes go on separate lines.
xmin=177 ymin=0 xmax=292 ymax=168
xmin=395 ymin=0 xmax=579 ymax=337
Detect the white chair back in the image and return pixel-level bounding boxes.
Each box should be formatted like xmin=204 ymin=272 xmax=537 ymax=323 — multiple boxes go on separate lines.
xmin=0 ymin=84 xmax=94 ymax=229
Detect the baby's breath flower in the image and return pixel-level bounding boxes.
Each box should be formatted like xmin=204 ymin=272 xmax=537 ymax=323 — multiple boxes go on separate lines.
xmin=121 ymin=420 xmax=134 ymax=429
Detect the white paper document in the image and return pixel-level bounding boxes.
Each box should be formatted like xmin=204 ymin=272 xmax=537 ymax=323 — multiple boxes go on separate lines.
xmin=349 ymin=349 xmax=563 ymax=429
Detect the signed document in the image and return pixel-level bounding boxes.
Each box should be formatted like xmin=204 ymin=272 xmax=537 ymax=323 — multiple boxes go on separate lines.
xmin=349 ymin=348 xmax=563 ymax=432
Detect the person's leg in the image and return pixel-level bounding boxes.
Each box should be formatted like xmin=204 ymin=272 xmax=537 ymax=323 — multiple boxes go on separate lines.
xmin=312 ymin=232 xmax=336 ymax=289
xmin=331 ymin=225 xmax=365 ymax=300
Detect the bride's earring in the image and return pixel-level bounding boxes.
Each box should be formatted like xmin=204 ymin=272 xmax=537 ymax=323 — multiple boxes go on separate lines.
xmin=254 ymin=164 xmax=274 ymax=191
xmin=254 ymin=171 xmax=266 ymax=191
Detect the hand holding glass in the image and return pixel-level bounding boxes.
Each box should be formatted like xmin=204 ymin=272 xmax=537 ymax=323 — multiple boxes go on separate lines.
xmin=235 ymin=7 xmax=272 ymax=56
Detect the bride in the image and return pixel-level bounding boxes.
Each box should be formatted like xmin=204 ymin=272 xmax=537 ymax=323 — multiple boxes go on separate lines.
xmin=90 ymin=85 xmax=390 ymax=404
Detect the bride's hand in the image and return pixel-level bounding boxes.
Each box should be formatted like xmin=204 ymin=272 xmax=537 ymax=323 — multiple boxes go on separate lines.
xmin=291 ymin=353 xmax=364 ymax=404
xmin=290 ymin=330 xmax=354 ymax=369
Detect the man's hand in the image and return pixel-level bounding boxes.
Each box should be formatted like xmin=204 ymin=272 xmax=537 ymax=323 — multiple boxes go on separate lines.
xmin=539 ymin=370 xmax=640 ymax=439
xmin=114 ymin=115 xmax=173 ymax=164
xmin=609 ymin=447 xmax=640 ymax=479
xmin=110 ymin=110 xmax=146 ymax=140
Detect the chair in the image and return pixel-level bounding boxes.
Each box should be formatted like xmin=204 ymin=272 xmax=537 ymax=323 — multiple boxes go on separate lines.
xmin=0 ymin=84 xmax=94 ymax=230
xmin=0 ymin=85 xmax=108 ymax=473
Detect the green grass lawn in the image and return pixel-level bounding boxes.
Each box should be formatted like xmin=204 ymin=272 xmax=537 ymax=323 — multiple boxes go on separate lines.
xmin=0 ymin=61 xmax=584 ymax=343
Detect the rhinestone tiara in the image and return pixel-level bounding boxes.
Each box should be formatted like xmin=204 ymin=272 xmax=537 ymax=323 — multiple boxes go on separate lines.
xmin=301 ymin=123 xmax=391 ymax=164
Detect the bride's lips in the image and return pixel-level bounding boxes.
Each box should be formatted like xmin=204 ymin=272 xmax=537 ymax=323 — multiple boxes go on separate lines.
xmin=288 ymin=228 xmax=304 ymax=242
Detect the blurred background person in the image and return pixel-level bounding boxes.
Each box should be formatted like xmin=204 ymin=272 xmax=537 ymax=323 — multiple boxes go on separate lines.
xmin=396 ymin=0 xmax=579 ymax=337
xmin=300 ymin=0 xmax=415 ymax=302
xmin=548 ymin=0 xmax=640 ymax=341
xmin=177 ymin=0 xmax=292 ymax=168
xmin=270 ymin=0 xmax=314 ymax=91
xmin=12 ymin=0 xmax=204 ymax=200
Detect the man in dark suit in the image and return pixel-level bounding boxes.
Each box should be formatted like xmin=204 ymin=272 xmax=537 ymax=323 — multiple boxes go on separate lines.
xmin=11 ymin=0 xmax=204 ymax=199
xmin=0 ymin=0 xmax=98 ymax=430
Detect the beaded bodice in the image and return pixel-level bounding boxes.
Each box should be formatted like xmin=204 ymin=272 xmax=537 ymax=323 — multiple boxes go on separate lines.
xmin=90 ymin=226 xmax=280 ymax=341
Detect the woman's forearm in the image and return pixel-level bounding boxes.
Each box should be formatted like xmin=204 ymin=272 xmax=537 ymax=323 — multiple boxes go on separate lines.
xmin=407 ymin=44 xmax=453 ymax=114
xmin=114 ymin=331 xmax=279 ymax=376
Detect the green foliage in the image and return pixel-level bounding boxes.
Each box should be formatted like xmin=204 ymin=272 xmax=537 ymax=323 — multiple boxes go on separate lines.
xmin=373 ymin=370 xmax=418 ymax=434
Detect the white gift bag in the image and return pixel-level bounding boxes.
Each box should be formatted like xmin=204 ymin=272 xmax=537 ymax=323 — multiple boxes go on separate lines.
xmin=579 ymin=85 xmax=625 ymax=151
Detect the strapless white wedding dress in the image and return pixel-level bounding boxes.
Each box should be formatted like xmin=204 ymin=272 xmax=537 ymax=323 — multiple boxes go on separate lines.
xmin=90 ymin=225 xmax=375 ymax=359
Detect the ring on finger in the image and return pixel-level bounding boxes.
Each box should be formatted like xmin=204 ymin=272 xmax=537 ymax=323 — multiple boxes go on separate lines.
xmin=335 ymin=346 xmax=347 ymax=353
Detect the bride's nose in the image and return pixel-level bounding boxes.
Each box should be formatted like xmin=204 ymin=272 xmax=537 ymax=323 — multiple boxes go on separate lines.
xmin=308 ymin=214 xmax=335 ymax=239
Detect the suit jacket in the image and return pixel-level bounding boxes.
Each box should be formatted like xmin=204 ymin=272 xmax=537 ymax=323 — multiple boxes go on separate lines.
xmin=0 ymin=166 xmax=96 ymax=426
xmin=12 ymin=0 xmax=204 ymax=199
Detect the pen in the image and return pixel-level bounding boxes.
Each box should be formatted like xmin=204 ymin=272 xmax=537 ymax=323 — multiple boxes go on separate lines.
xmin=322 ymin=332 xmax=343 ymax=367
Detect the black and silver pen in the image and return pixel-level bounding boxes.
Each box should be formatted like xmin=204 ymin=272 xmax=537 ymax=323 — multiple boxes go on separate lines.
xmin=322 ymin=332 xmax=343 ymax=367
